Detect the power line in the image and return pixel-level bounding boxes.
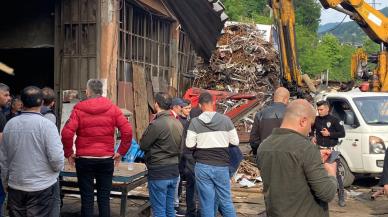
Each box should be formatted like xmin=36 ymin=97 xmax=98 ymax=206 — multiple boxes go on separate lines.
xmin=326 ymin=15 xmax=348 ymax=32
xmin=369 ymin=0 xmax=381 ymax=9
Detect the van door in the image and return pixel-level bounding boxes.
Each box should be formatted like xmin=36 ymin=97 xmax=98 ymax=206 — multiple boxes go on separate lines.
xmin=327 ymin=98 xmax=363 ymax=170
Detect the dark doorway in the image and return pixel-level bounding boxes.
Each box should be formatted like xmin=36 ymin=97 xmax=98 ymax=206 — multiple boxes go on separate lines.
xmin=0 ymin=48 xmax=54 ymax=95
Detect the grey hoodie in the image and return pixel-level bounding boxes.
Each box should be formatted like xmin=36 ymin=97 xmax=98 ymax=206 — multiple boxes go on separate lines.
xmin=186 ymin=112 xmax=239 ymax=166
xmin=0 ymin=112 xmax=64 ymax=192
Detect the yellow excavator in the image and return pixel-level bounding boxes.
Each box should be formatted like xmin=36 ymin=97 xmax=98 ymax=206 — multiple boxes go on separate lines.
xmin=351 ymin=48 xmax=369 ymax=80
xmin=270 ymin=0 xmax=388 ymax=92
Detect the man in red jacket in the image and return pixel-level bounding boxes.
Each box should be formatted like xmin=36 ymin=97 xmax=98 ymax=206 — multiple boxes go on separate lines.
xmin=61 ymin=79 xmax=132 ymax=217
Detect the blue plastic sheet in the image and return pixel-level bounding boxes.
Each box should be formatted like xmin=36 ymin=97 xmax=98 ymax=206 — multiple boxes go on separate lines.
xmin=115 ymin=139 xmax=145 ymax=162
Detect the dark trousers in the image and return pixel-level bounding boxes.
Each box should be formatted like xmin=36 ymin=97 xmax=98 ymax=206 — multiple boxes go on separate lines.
xmin=336 ymin=159 xmax=345 ymax=199
xmin=49 ymin=180 xmax=60 ymax=217
xmin=75 ymin=158 xmax=114 ymax=217
xmin=8 ymin=184 xmax=55 ymax=217
xmin=182 ymin=154 xmax=199 ymax=217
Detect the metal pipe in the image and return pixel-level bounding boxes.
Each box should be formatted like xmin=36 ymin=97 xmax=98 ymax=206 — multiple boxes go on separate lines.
xmin=333 ymin=6 xmax=355 ymax=17
xmin=380 ymin=42 xmax=385 ymax=52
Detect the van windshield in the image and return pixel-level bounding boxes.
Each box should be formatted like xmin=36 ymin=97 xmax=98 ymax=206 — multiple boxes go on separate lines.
xmin=353 ymin=96 xmax=388 ymax=125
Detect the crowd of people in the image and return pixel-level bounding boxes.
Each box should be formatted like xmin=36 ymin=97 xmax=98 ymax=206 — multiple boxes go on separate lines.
xmin=0 ymin=79 xmax=357 ymax=217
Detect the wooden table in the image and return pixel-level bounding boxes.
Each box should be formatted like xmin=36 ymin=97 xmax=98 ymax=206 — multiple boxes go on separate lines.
xmin=60 ymin=162 xmax=148 ymax=217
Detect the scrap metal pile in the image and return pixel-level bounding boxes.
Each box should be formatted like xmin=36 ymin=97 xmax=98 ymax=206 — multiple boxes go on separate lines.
xmin=193 ymin=23 xmax=281 ymax=94
xmin=191 ymin=23 xmax=282 ymax=143
xmin=187 ymin=23 xmax=283 ymax=188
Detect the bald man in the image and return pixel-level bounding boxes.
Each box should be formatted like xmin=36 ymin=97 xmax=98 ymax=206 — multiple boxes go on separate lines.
xmin=257 ymin=99 xmax=337 ymax=217
xmin=249 ymin=87 xmax=290 ymax=155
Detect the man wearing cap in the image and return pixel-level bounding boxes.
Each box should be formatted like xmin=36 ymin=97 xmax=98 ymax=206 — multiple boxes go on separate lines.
xmin=170 ymin=97 xmax=188 ymax=216
xmin=170 ymin=98 xmax=185 ymax=119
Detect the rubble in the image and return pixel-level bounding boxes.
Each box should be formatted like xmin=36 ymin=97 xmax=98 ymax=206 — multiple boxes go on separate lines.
xmin=193 ymin=23 xmax=281 ymax=94
xmin=237 ymin=160 xmax=261 ymax=179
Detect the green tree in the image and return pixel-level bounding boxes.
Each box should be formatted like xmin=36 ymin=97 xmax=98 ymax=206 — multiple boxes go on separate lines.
xmin=362 ymin=37 xmax=380 ymax=54
xmin=222 ymin=0 xmax=271 ymax=23
xmin=222 ymin=0 xmax=245 ymax=21
xmin=294 ymin=0 xmax=322 ymax=32
xmin=296 ymin=25 xmax=329 ymax=78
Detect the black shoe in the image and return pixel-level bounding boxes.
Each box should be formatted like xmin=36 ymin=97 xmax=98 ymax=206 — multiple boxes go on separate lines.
xmin=338 ymin=190 xmax=346 ymax=207
xmin=175 ymin=207 xmax=185 ymax=217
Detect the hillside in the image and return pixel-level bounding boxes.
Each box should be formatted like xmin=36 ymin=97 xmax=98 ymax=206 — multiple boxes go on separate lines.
xmin=318 ymin=7 xmax=388 ymax=44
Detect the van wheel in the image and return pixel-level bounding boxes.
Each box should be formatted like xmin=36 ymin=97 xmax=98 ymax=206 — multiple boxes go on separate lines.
xmin=338 ymin=157 xmax=355 ymax=187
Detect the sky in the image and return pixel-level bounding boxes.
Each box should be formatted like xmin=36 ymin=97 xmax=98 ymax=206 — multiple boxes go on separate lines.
xmin=320 ymin=1 xmax=388 ymax=24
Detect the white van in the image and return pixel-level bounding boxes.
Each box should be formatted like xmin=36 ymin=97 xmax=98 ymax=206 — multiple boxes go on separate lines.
xmin=318 ymin=91 xmax=388 ymax=187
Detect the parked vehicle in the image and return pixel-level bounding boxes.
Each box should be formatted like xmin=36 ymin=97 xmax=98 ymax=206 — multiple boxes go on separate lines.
xmin=318 ymin=91 xmax=388 ymax=187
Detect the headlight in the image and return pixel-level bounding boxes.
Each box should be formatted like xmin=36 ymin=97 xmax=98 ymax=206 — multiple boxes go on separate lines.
xmin=369 ymin=136 xmax=386 ymax=154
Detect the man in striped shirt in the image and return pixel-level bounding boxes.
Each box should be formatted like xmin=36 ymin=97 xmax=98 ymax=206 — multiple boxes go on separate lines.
xmin=186 ymin=92 xmax=239 ymax=217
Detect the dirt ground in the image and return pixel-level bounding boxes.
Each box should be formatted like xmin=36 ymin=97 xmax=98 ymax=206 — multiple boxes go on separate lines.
xmin=59 ymin=178 xmax=388 ymax=217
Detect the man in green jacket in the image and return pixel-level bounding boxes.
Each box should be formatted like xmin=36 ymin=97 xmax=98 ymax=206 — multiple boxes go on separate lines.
xmin=257 ymin=99 xmax=337 ymax=217
xmin=140 ymin=92 xmax=183 ymax=217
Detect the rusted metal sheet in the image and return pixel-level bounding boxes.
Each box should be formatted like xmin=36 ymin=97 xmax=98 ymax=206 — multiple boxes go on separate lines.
xmin=118 ymin=81 xmax=134 ymax=112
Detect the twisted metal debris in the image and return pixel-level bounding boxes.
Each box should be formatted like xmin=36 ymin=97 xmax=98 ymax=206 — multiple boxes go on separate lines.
xmin=237 ymin=160 xmax=260 ymax=179
xmin=193 ymin=23 xmax=281 ymax=94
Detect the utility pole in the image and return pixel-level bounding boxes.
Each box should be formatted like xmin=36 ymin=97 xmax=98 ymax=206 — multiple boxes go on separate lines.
xmin=369 ymin=0 xmax=381 ymax=9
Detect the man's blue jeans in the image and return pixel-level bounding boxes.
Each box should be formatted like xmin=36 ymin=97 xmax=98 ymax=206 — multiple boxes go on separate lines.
xmin=148 ymin=177 xmax=179 ymax=217
xmin=195 ymin=163 xmax=236 ymax=217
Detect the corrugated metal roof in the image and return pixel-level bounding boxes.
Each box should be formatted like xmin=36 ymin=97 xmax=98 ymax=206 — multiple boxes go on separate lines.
xmin=162 ymin=0 xmax=227 ymax=61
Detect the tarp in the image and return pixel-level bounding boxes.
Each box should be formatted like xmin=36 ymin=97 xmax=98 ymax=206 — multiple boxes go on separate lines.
xmin=162 ymin=0 xmax=227 ymax=61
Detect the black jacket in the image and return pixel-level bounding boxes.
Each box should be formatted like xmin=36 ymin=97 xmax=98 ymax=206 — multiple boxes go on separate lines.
xmin=249 ymin=102 xmax=286 ymax=154
xmin=140 ymin=110 xmax=183 ymax=180
xmin=312 ymin=114 xmax=345 ymax=147
xmin=380 ymin=148 xmax=388 ymax=186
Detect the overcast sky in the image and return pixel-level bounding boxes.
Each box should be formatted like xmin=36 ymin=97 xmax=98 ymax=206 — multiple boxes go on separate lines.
xmin=320 ymin=1 xmax=388 ymax=24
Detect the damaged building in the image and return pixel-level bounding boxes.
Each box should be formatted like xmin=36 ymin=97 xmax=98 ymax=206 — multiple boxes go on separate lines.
xmin=0 ymin=0 xmax=227 ymax=137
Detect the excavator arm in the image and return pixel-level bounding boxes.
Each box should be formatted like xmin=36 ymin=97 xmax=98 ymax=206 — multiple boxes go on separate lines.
xmin=271 ymin=0 xmax=388 ymax=92
xmin=319 ymin=0 xmax=388 ymax=44
xmin=270 ymin=0 xmax=303 ymax=88
xmin=319 ymin=0 xmax=388 ymax=91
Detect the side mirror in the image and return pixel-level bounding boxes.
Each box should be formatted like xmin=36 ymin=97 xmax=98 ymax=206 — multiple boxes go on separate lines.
xmin=344 ymin=110 xmax=356 ymax=126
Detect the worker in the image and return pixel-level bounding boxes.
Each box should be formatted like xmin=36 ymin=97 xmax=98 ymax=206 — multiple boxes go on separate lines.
xmin=249 ymin=87 xmax=290 ymax=156
xmin=311 ymin=100 xmax=346 ymax=207
xmin=257 ymin=99 xmax=337 ymax=217
xmin=140 ymin=92 xmax=183 ymax=217
xmin=170 ymin=97 xmax=185 ymax=119
xmin=186 ymin=92 xmax=239 ymax=217
xmin=380 ymin=148 xmax=388 ymax=197
xmin=61 ymin=79 xmax=133 ymax=217
xmin=178 ymin=99 xmax=194 ymax=216
xmin=170 ymin=97 xmax=187 ymax=216
xmin=41 ymin=87 xmax=57 ymax=124
xmin=0 ymin=86 xmax=64 ymax=217
xmin=6 ymin=97 xmax=22 ymax=121
xmin=0 ymin=83 xmax=10 ymax=217
xmin=40 ymin=87 xmax=61 ymax=217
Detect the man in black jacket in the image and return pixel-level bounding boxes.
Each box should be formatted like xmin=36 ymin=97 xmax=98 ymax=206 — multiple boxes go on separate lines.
xmin=312 ymin=100 xmax=346 ymax=207
xmin=312 ymin=101 xmax=345 ymax=148
xmin=249 ymin=87 xmax=290 ymax=155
